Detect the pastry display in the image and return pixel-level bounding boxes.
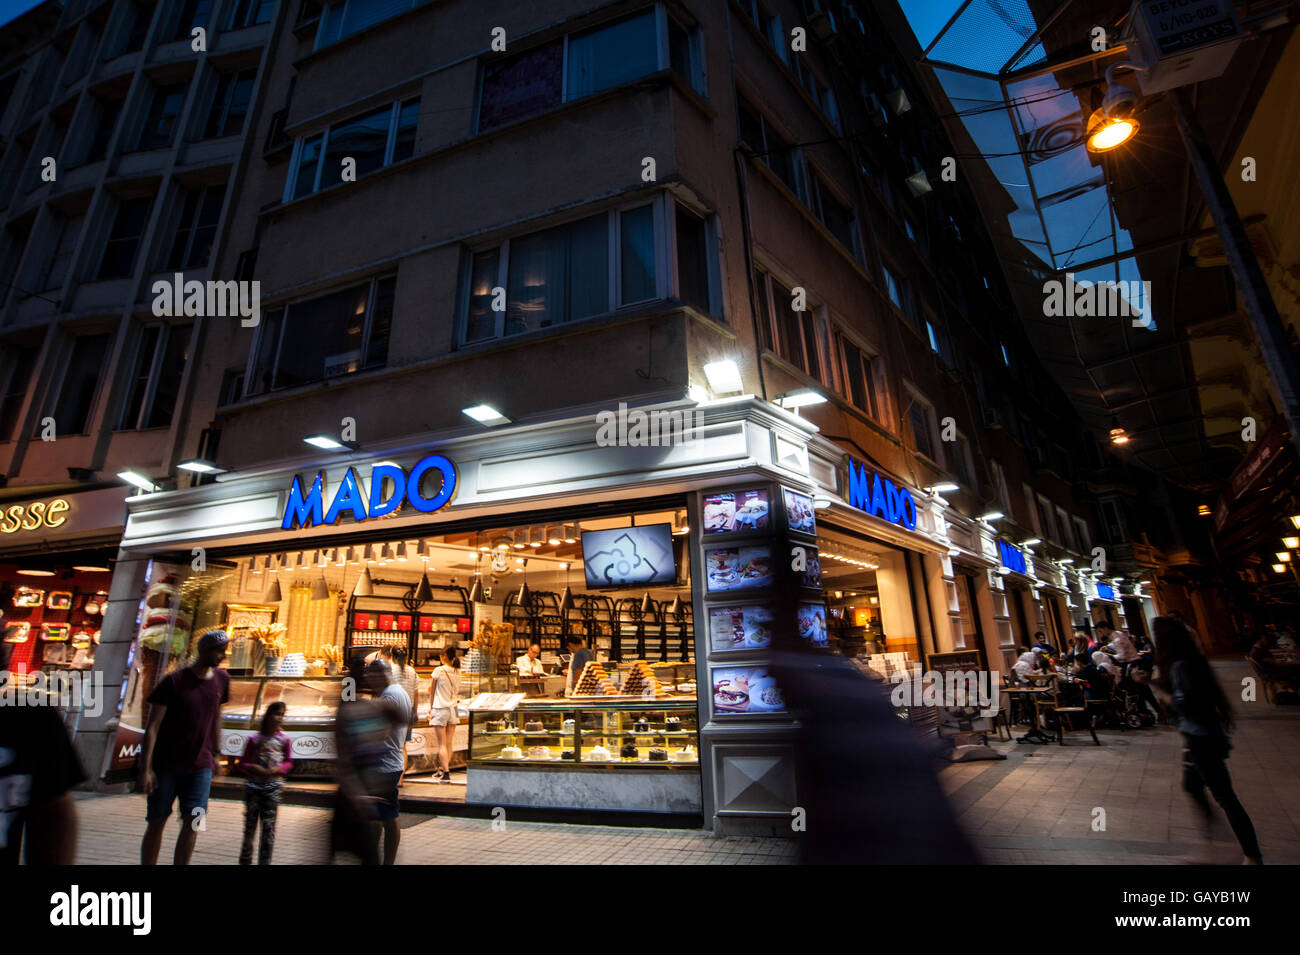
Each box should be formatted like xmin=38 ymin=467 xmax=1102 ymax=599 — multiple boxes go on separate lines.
xmin=13 ymin=587 xmax=44 ymax=608
xmin=620 ymin=740 xmax=639 ymax=759
xmin=632 ymin=718 xmax=650 ymax=732
xmin=562 ymin=719 xmax=575 ymax=732
xmin=41 ymin=624 xmax=70 ymax=641
xmin=560 ymin=750 xmax=575 ymax=760
xmin=46 ymin=591 xmax=73 ymax=610
xmin=523 ymin=720 xmax=545 ymax=732
xmin=670 ymin=745 xmax=697 ymax=763
xmin=500 ymin=746 xmax=523 ymax=760
xmin=648 ymin=748 xmax=668 ymax=761
xmin=486 ymin=719 xmax=506 ymax=732
xmin=620 ymin=660 xmax=669 ymax=698
xmin=526 ymin=746 xmax=552 ymax=759
xmin=587 ymin=745 xmax=612 ymax=762
xmin=571 ymin=661 xmax=617 ymax=696
xmin=665 ymin=716 xmax=681 ymax=731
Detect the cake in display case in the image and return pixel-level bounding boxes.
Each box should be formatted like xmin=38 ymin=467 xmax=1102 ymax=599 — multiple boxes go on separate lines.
xmin=468 ymin=701 xmax=700 ymax=766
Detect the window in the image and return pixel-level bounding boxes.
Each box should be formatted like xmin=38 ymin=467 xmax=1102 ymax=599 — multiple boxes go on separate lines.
xmin=751 ymin=3 xmax=785 ymax=62
xmin=463 ymin=203 xmax=670 ymax=344
xmin=990 ymin=459 xmax=1010 ymax=514
xmin=85 ymin=96 xmax=123 ymax=163
xmin=1072 ymin=516 xmax=1091 ymax=554
xmin=287 ymin=97 xmax=419 ymax=199
xmin=883 ymin=265 xmax=917 ymax=330
xmin=229 ymin=0 xmax=277 ymax=29
xmin=674 ymin=202 xmax=711 ymax=313
xmin=248 ymin=276 xmax=394 ymax=394
xmin=1037 ymin=494 xmax=1057 ymax=544
xmin=0 ymin=345 xmax=38 ymax=443
xmin=202 ymin=70 xmax=255 ymax=140
xmin=1098 ymin=499 xmax=1126 ymax=542
xmin=1055 ymin=506 xmax=1074 ymax=551
xmin=118 ymin=323 xmax=192 ymax=430
xmin=953 ymin=433 xmax=975 ymax=490
xmin=98 ymin=196 xmax=153 ymax=280
xmin=1022 ymin=484 xmax=1040 ymax=534
xmin=113 ymin=2 xmax=154 ymax=57
xmin=167 ymin=184 xmax=226 ymax=270
xmin=171 ymin=0 xmax=212 ymax=41
xmin=317 ymin=0 xmax=421 ymax=47
xmin=50 ymin=333 xmax=112 ymax=435
xmin=908 ymin=396 xmax=937 ymax=461
xmin=753 ymin=270 xmax=819 ymax=379
xmin=477 ymin=11 xmax=698 ymax=132
xmin=43 ymin=212 xmax=84 ymax=290
xmin=738 ymin=97 xmax=803 ymax=199
xmin=837 ymin=333 xmax=880 ymax=421
xmin=136 ymin=83 xmax=187 ymax=150
xmin=809 ymin=173 xmax=856 ymax=255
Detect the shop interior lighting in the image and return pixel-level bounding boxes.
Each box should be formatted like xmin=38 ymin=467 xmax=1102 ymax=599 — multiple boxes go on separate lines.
xmin=494 ymin=537 xmax=511 ymax=551
xmin=775 ymin=389 xmax=828 ymax=409
xmin=363 ymin=544 xmax=376 ymax=564
xmin=264 ymin=575 xmax=282 ymax=603
xmin=512 ymin=530 xmax=526 ymax=550
xmin=517 ymin=559 xmax=531 ymax=606
xmin=1283 ymin=537 xmax=1300 ymax=550
xmin=414 ymin=571 xmax=434 ymax=603
xmin=249 ymin=557 xmax=261 ymax=575
xmin=1197 ymin=504 xmax=1212 ymax=517
xmin=177 ymin=458 xmax=225 ymax=474
xmin=703 ymin=359 xmax=743 ymax=395
xmin=1291 ymin=515 xmax=1300 ymax=529
xmin=396 ymin=542 xmax=409 ymax=561
xmin=529 ymin=527 xmax=543 ymax=548
xmin=547 ymin=526 xmax=563 ymax=546
xmin=563 ymin=524 xmax=578 ymax=544
xmin=462 ymin=404 xmax=511 ymax=426
xmin=979 ymin=511 xmax=1005 ymax=522
xmin=1085 ymin=65 xmax=1141 ymax=153
xmin=640 ymin=591 xmax=654 ymax=614
xmin=317 ymin=549 xmax=330 ymax=567
xmin=353 ymin=567 xmax=374 ymax=597
xmin=17 ymin=568 xmax=55 ymax=576
xmin=72 ymin=564 xmax=111 ymax=573
xmin=303 ymin=434 xmax=356 ymax=451
xmin=1277 ymin=552 xmax=1292 ymax=563
xmin=118 ymin=470 xmax=159 ymax=492
xmin=1273 ymin=563 xmax=1287 ymax=574
xmin=310 ymin=573 xmax=330 ymax=601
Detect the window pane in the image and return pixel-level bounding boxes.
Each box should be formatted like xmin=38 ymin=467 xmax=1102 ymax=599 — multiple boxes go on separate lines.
xmin=675 ymin=204 xmax=709 ymax=313
xmin=802 ymin=313 xmax=820 ymax=379
xmin=620 ymin=205 xmax=655 ymax=305
xmin=738 ymin=98 xmax=764 ymax=151
xmin=910 ymin=404 xmax=934 ymax=459
xmin=767 ymin=135 xmax=801 ymax=197
xmin=146 ymin=324 xmax=191 ymax=428
xmin=52 ymin=334 xmax=112 ymax=434
xmin=565 ymin=11 xmax=657 ymax=100
xmin=292 ymin=135 xmax=322 ymax=199
xmin=391 ymin=98 xmax=419 ymax=162
xmin=186 ymin=185 xmax=227 ymax=268
xmin=119 ymin=326 xmax=160 ymax=429
xmin=88 ymin=99 xmax=122 ymax=162
xmin=206 ymin=71 xmax=254 ymax=139
xmin=173 ymin=0 xmax=213 ymax=41
xmin=506 ymin=215 xmax=608 ymax=336
xmin=138 ymin=85 xmax=187 ymax=150
xmin=754 ymin=272 xmax=772 ymax=352
xmin=167 ymin=190 xmax=201 ymax=270
xmin=818 ymin=181 xmax=855 ymax=251
xmin=276 ymin=283 xmax=371 ymax=388
xmin=0 ymin=346 xmax=38 ymax=442
xmin=668 ymin=19 xmax=698 ymax=91
xmin=44 ymin=213 xmax=83 ymax=290
xmin=99 ymin=197 xmax=153 ymax=280
xmin=478 ymin=40 xmax=562 ymax=131
xmin=365 ymin=277 xmax=394 ymax=368
xmin=323 ymin=107 xmax=391 ymax=183
xmin=465 ymin=249 xmax=499 ymax=343
xmin=772 ymin=281 xmax=805 ymax=371
xmin=249 ymin=308 xmax=283 ymax=394
xmin=842 ymin=340 xmax=867 ymax=412
xmin=338 ymin=0 xmax=408 ymax=38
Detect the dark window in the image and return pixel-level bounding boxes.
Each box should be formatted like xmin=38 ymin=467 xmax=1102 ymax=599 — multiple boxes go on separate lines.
xmin=909 ymin=401 xmax=935 ymax=460
xmin=119 ymin=325 xmax=160 ymax=429
xmin=218 ymin=367 xmax=245 ymax=406
xmin=137 ymin=83 xmax=187 ymax=150
xmin=317 ymin=0 xmax=419 ymax=46
xmin=117 ymin=2 xmax=154 ymax=56
xmin=771 ymin=280 xmax=807 ymax=375
xmin=98 ymin=197 xmax=153 ymax=280
xmin=167 ymin=184 xmax=226 ymax=270
xmin=738 ymin=96 xmax=802 ymax=199
xmin=565 ymin=11 xmax=657 ymax=101
xmin=753 ymin=269 xmax=772 ymax=352
xmin=229 ymin=0 xmax=277 ymax=29
xmin=668 ymin=17 xmax=702 ymax=92
xmin=248 ymin=277 xmax=394 ymax=393
xmin=478 ymin=41 xmax=563 ymax=132
xmin=391 ymin=98 xmax=419 ymax=161
xmin=51 ymin=333 xmax=112 ymax=435
xmin=172 ymin=0 xmax=213 ymax=41
xmin=203 ymin=70 xmax=255 ymax=139
xmin=619 ymin=205 xmax=655 ymax=306
xmin=43 ymin=213 xmax=84 ymax=290
xmin=0 ymin=72 xmax=18 ymax=118
xmin=838 ymin=335 xmax=877 ymax=419
xmin=87 ymin=97 xmax=123 ymax=163
xmin=289 ymin=98 xmax=418 ymax=198
xmin=811 ymin=175 xmax=855 ymax=253
xmin=0 ymin=345 xmax=38 ymax=443
xmin=464 ymin=249 xmax=500 ymax=344
xmin=675 ymin=203 xmax=710 ymax=313
xmin=505 ymin=214 xmax=607 ymax=336
xmin=291 ymin=134 xmax=322 ymax=199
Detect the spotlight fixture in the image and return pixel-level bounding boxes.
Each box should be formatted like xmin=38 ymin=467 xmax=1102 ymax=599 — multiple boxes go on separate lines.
xmin=414 ymin=571 xmax=433 ymax=603
xmin=812 ymin=494 xmax=834 ymax=510
xmin=303 ymin=434 xmax=357 ymax=451
xmin=1109 ymin=418 xmax=1130 ymax=445
xmin=1277 ymin=552 xmax=1292 ymax=563
xmin=353 ymin=567 xmax=374 ymax=596
xmin=177 ymin=458 xmax=226 ymax=474
xmin=1292 ymin=515 xmax=1300 ymax=529
xmin=775 ymin=389 xmax=827 ymax=409
xmin=1059 ymin=558 xmax=1074 ymax=565
xmin=118 ymin=470 xmax=159 ymax=492
xmin=1085 ymin=64 xmax=1142 ymax=153
xmin=1273 ymin=563 xmax=1287 ymax=574
xmin=929 ymin=483 xmax=960 ymax=494
xmin=979 ymin=511 xmax=1005 ymax=522
xmin=528 ymin=527 xmax=543 ymax=548
xmin=365 ymin=544 xmax=377 ymax=564
xmin=462 ymin=404 xmax=510 ymax=426
xmin=265 ymin=576 xmax=282 ymax=603
xmin=547 ymin=526 xmax=562 ymax=546
xmin=1022 ymin=538 xmax=1042 ymax=547
xmin=512 ymin=530 xmax=526 ymax=550
xmin=249 ymin=557 xmax=261 ymax=575
xmin=397 ymin=542 xmax=409 ymax=561
xmin=1283 ymin=537 xmax=1299 ymax=550
xmin=1197 ymin=504 xmax=1212 ymax=517
xmin=703 ymin=359 xmax=743 ymax=395
xmin=563 ymin=524 xmax=578 ymax=544
xmin=17 ymin=568 xmax=55 ymax=577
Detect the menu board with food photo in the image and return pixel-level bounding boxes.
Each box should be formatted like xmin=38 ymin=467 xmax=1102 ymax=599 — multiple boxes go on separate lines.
xmin=797 ymin=545 xmax=822 ymax=590
xmin=797 ymin=603 xmax=829 ymax=647
xmin=703 ymin=489 xmax=771 ymax=535
xmin=712 ymin=666 xmax=786 ymax=714
xmin=782 ymin=488 xmax=816 ymax=536
xmin=708 ymin=604 xmax=775 ymax=651
xmin=706 ymin=545 xmax=773 ymax=592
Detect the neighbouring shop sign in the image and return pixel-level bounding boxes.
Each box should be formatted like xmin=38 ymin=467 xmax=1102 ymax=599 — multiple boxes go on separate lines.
xmin=0 ymin=497 xmax=70 ymax=534
xmin=282 ymin=454 xmax=457 ymax=530
xmin=1096 ymin=583 xmax=1116 ymax=601
xmin=998 ymin=540 xmax=1027 ymax=575
xmin=846 ymin=459 xmax=918 ymax=531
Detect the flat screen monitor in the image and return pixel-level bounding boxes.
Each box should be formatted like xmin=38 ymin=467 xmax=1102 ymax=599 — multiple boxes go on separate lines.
xmin=581 ymin=523 xmax=677 ymax=589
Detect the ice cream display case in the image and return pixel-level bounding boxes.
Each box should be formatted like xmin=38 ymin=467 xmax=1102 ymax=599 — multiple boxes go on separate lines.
xmin=465 ymin=700 xmax=702 ymax=814
xmin=219 ymin=675 xmax=347 ymax=776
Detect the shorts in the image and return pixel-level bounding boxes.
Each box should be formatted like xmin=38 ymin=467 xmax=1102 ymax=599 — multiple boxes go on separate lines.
xmin=146 ymin=768 xmax=214 ymax=823
xmin=372 ymin=771 xmax=402 ymax=820
xmin=429 ymin=706 xmax=458 ymax=726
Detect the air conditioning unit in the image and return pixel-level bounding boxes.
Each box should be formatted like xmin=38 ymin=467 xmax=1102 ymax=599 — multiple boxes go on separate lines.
xmin=983 ymin=406 xmax=1003 ymax=429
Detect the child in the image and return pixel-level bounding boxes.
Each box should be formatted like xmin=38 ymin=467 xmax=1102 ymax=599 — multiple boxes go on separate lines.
xmin=237 ymin=701 xmax=292 ymax=865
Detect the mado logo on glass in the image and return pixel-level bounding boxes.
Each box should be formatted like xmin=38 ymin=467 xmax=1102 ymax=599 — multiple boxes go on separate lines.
xmin=282 ymin=454 xmax=457 ymax=530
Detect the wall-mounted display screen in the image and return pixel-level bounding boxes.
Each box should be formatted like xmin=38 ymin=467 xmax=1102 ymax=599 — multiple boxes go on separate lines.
xmin=783 ymin=488 xmax=816 ymax=535
xmin=702 ymin=489 xmax=771 ymax=534
xmin=712 ymin=666 xmax=785 ymax=713
xmin=581 ymin=523 xmax=676 ymax=589
xmin=797 ymin=602 xmax=829 ymax=647
xmin=709 ymin=604 xmax=774 ymax=651
xmin=705 ymin=545 xmax=773 ymax=592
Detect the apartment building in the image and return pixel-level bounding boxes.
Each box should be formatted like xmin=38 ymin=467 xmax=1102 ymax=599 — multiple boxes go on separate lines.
xmin=1 ymin=0 xmax=1147 ymax=830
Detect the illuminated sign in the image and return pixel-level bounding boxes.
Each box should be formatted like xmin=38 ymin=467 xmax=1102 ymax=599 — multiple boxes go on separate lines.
xmin=282 ymin=455 xmax=457 ymax=530
xmin=0 ymin=498 xmax=71 ymax=534
xmin=846 ymin=459 xmax=917 ymax=531
xmin=1095 ymin=583 xmax=1116 ymax=601
xmin=998 ymin=540 xmax=1027 ymax=575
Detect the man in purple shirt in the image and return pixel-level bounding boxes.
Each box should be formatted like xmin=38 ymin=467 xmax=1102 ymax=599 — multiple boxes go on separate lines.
xmin=138 ymin=630 xmax=231 ymax=865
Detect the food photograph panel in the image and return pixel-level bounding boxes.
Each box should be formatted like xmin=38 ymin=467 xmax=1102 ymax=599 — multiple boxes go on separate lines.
xmin=702 ymin=488 xmax=771 ymax=536
xmin=711 ymin=665 xmax=786 ymax=715
xmin=781 ymin=487 xmax=817 ymax=537
xmin=707 ymin=602 xmax=775 ymax=652
xmin=705 ymin=544 xmax=774 ymax=592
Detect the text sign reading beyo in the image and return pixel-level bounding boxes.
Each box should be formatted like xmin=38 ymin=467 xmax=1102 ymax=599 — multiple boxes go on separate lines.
xmin=998 ymin=540 xmax=1026 ymax=575
xmin=0 ymin=497 xmax=70 ymax=535
xmin=846 ymin=459 xmax=917 ymax=531
xmin=282 ymin=455 xmax=456 ymax=530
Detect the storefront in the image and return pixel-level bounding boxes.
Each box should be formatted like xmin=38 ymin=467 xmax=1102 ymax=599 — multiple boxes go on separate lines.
xmin=80 ymin=398 xmax=877 ymax=830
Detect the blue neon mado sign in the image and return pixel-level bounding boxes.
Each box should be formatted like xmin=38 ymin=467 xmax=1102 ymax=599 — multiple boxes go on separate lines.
xmin=847 ymin=459 xmax=918 ymax=531
xmin=282 ymin=454 xmax=457 ymax=530
xmin=998 ymin=540 xmax=1026 ymax=575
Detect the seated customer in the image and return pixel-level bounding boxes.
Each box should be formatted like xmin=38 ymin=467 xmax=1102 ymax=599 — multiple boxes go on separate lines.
xmin=1072 ymin=657 xmax=1111 ymax=700
xmin=1012 ymin=647 xmax=1051 ymax=684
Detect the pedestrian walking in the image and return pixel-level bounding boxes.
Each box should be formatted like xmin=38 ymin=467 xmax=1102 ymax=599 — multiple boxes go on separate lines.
xmin=389 ymin=646 xmax=419 ymax=783
xmin=1151 ymin=615 xmax=1262 ymax=864
xmin=138 ymin=629 xmax=231 ymax=866
xmin=428 ymin=647 xmax=461 ymax=783
xmin=331 ymin=656 xmax=390 ymax=866
xmin=236 ymin=701 xmax=293 ymax=865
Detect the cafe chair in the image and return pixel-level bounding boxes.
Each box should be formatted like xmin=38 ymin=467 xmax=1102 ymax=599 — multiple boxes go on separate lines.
xmin=1042 ymin=680 xmax=1100 ymax=746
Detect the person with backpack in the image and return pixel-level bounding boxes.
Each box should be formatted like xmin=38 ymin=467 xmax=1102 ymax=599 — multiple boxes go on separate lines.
xmin=236 ymin=701 xmax=293 ymax=865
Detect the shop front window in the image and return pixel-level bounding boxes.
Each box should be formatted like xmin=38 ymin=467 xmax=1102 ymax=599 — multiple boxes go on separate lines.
xmin=819 ymin=529 xmax=918 ymax=671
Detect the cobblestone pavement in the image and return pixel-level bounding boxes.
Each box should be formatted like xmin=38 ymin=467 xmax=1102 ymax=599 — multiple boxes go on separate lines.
xmin=66 ymin=660 xmax=1296 ymax=865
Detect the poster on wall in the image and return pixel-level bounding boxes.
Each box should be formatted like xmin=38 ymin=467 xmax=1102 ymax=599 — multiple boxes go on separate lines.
xmin=797 ymin=602 xmax=829 ymax=647
xmin=702 ymin=489 xmax=771 ymax=535
xmin=712 ymin=666 xmax=786 ymax=714
xmin=705 ymin=545 xmax=773 ymax=592
xmin=782 ymin=487 xmax=816 ymax=536
xmin=796 ymin=545 xmax=822 ymax=589
xmin=708 ymin=604 xmax=774 ymax=651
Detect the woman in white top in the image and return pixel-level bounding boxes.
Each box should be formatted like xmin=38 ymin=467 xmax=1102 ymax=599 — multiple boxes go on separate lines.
xmin=428 ymin=647 xmax=461 ymax=783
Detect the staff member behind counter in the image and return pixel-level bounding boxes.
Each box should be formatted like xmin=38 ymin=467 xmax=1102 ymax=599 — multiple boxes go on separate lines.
xmin=514 ymin=641 xmax=548 ymax=677
xmin=565 ymin=634 xmax=594 ymax=696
